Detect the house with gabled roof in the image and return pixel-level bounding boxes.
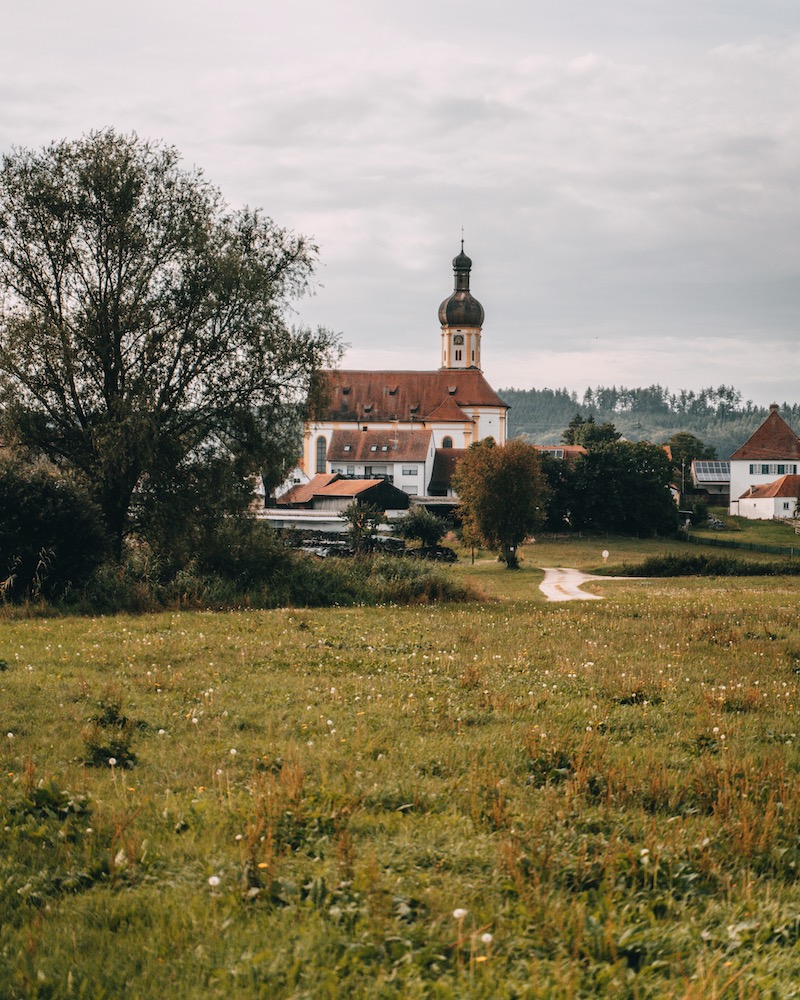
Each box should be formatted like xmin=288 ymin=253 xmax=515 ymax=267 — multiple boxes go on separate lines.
xmin=259 ymin=472 xmax=410 ymax=535
xmin=736 ymin=475 xmax=800 ymax=520
xmin=729 ymin=405 xmax=800 ymax=517
xmin=301 ymin=245 xmax=509 ymax=499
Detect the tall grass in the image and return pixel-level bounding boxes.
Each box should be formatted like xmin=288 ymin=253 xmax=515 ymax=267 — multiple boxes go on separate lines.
xmin=4 ymin=549 xmax=800 ymax=995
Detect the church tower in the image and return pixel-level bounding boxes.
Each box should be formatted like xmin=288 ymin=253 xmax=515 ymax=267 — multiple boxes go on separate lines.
xmin=438 ymin=242 xmax=484 ymax=371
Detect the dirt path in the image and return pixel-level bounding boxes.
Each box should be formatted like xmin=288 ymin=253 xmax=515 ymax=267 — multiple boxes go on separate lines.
xmin=539 ymin=567 xmax=629 ymax=602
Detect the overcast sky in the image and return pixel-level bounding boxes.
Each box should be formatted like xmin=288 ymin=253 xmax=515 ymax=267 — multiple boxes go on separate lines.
xmin=2 ymin=1 xmax=799 ymax=406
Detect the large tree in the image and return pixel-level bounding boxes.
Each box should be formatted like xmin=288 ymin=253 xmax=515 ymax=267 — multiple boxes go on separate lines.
xmin=664 ymin=431 xmax=717 ymax=487
xmin=562 ymin=413 xmax=621 ymax=449
xmin=569 ymin=440 xmax=679 ymax=536
xmin=452 ymin=438 xmax=549 ymax=569
xmin=0 ymin=130 xmax=340 ymax=558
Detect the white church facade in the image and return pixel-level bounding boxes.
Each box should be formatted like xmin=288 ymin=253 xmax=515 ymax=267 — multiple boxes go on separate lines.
xmin=298 ymin=245 xmax=508 ymax=499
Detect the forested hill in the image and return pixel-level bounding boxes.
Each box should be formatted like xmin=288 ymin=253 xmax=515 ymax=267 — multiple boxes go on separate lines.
xmin=501 ymin=385 xmax=800 ymax=459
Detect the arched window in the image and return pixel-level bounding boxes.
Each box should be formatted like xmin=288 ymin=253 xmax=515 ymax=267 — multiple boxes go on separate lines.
xmin=442 ymin=436 xmax=453 ymax=449
xmin=315 ymin=436 xmax=327 ymax=473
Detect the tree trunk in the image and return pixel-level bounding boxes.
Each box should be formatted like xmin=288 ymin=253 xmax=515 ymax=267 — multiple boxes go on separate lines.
xmin=502 ymin=544 xmax=520 ymax=569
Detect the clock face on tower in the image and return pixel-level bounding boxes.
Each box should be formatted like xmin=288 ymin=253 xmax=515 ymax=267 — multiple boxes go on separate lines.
xmin=453 ymin=334 xmax=464 ymax=345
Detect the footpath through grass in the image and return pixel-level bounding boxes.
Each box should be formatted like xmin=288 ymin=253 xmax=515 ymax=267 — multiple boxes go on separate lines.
xmin=4 ymin=545 xmax=800 ymax=996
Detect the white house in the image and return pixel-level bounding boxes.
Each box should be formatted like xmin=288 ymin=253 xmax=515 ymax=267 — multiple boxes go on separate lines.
xmin=735 ymin=475 xmax=800 ymax=521
xmin=729 ymin=405 xmax=800 ymax=518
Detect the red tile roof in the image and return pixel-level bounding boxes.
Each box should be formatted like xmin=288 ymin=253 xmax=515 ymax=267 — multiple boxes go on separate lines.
xmin=428 ymin=448 xmax=467 ymax=493
xmin=327 ymin=428 xmax=432 ymax=463
xmin=740 ymin=475 xmax=800 ymax=499
xmin=533 ymin=445 xmax=587 ymax=462
xmin=312 ymin=479 xmax=384 ymax=498
xmin=277 ymin=473 xmax=338 ymax=505
xmin=424 ymin=394 xmax=472 ymax=423
xmin=730 ymin=407 xmax=800 ymax=461
xmin=316 ymin=369 xmax=508 ymax=423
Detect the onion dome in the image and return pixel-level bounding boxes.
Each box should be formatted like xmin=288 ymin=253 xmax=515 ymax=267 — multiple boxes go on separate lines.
xmin=438 ymin=242 xmax=484 ymax=327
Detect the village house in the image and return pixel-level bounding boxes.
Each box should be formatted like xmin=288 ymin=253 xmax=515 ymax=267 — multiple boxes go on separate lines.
xmin=728 ymin=404 xmax=800 ymax=519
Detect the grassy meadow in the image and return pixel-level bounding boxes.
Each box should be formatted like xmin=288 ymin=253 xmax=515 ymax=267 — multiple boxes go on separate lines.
xmin=4 ymin=539 xmax=800 ymax=997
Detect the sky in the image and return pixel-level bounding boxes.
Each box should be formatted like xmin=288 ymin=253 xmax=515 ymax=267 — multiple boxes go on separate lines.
xmin=2 ymin=0 xmax=799 ymax=406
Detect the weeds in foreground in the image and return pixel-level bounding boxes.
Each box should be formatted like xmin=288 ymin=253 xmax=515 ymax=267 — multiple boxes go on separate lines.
xmin=4 ymin=572 xmax=800 ymax=995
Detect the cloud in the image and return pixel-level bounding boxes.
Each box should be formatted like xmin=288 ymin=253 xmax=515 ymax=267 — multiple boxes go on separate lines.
xmin=0 ymin=2 xmax=798 ymax=406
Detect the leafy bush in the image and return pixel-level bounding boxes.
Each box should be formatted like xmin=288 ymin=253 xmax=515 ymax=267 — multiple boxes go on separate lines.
xmin=393 ymin=509 xmax=449 ymax=548
xmin=604 ymin=553 xmax=800 ymax=577
xmin=67 ymin=547 xmax=475 ymax=613
xmin=0 ymin=460 xmax=108 ymax=601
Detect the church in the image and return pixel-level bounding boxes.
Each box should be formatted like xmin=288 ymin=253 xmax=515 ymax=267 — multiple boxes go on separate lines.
xmin=298 ymin=245 xmax=509 ymax=500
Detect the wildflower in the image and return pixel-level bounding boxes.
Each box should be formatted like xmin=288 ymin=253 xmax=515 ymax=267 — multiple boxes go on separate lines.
xmin=6 ymin=733 xmax=12 ymax=739
xmin=158 ymin=729 xmax=166 ymax=735
xmin=453 ymin=908 xmax=468 ymax=920
xmin=230 ymin=748 xmax=237 ymax=756
xmin=481 ymin=932 xmax=493 ymax=944
xmin=108 ymin=757 xmax=117 ymax=767
xmin=208 ymin=875 xmax=221 ymax=887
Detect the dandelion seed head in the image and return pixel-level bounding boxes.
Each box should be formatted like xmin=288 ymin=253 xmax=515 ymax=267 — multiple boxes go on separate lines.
xmin=453 ymin=908 xmax=468 ymax=920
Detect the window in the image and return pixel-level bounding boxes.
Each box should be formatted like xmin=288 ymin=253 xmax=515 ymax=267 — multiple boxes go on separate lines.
xmin=381 ymin=445 xmax=388 ymax=451
xmin=455 ymin=350 xmax=462 ymax=361
xmin=442 ymin=436 xmax=453 ymax=449
xmin=346 ymin=466 xmax=355 ymax=476
xmin=370 ymin=445 xmax=378 ymax=452
xmin=750 ymin=463 xmax=798 ymax=475
xmin=784 ymin=502 xmax=791 ymax=510
xmin=403 ymin=486 xmax=418 ymax=495
xmin=315 ymin=436 xmax=327 ymax=473
xmin=402 ymin=467 xmax=418 ymax=476
xmin=343 ymin=444 xmax=352 ymax=452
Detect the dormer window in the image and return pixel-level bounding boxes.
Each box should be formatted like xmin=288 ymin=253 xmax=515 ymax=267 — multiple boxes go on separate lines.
xmin=363 ymin=404 xmax=373 ymax=413
xmin=388 ymin=386 xmax=398 ymax=395
xmin=410 ymin=404 xmax=420 ymax=414
xmin=341 ymin=386 xmax=351 ymax=395
xmin=448 ymin=386 xmax=457 ymax=395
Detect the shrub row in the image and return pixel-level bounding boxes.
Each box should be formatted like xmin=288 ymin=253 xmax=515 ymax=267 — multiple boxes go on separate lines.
xmin=605 ymin=553 xmax=800 ymax=578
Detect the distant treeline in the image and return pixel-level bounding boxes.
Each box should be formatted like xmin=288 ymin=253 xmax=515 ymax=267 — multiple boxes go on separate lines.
xmin=501 ymin=385 xmax=800 ymax=459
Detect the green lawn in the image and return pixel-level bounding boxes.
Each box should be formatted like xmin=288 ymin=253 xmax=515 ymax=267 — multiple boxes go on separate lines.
xmin=3 ymin=543 xmax=800 ymax=996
